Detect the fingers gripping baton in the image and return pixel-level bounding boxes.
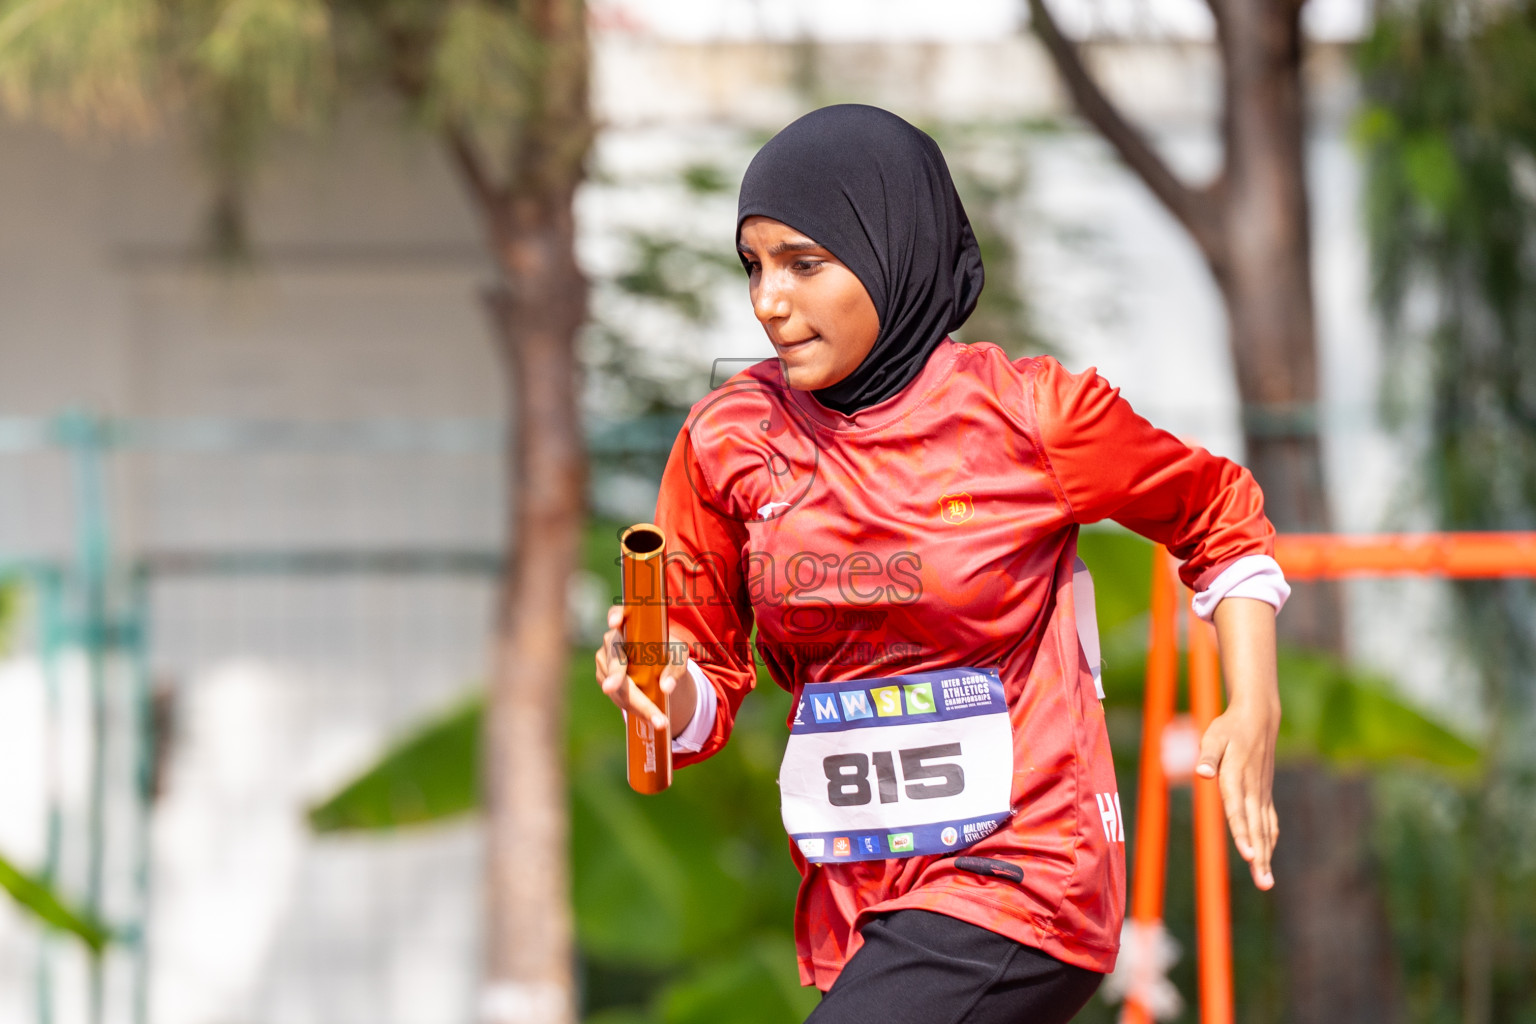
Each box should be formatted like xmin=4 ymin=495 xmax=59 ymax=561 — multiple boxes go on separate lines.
xmin=619 ymin=524 xmax=672 ymax=794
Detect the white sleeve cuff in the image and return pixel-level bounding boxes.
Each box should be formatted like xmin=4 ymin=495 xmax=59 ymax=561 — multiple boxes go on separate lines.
xmin=670 ymin=658 xmax=719 ymax=754
xmin=1190 ymin=554 xmax=1291 ymax=622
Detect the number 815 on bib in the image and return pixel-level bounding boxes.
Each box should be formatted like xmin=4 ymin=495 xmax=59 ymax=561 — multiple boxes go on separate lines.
xmin=824 ymin=743 xmax=966 ymax=805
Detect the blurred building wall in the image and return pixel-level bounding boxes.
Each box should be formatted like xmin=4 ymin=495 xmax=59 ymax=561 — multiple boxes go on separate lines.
xmin=0 ymin=24 xmax=1447 ymax=1024
xmin=0 ymin=93 xmax=506 ymax=1024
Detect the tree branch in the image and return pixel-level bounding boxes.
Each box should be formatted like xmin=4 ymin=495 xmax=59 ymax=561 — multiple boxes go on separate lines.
xmin=375 ymin=24 xmax=505 ymax=222
xmin=445 ymin=123 xmax=502 ymax=219
xmin=1203 ymin=0 xmax=1229 ymax=40
xmin=1026 ymin=0 xmax=1226 ymax=264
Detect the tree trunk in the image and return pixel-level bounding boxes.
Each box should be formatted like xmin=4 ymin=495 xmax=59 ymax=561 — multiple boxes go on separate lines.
xmin=1027 ymin=1 xmax=1401 ymax=1020
xmin=1211 ymin=8 xmax=1398 ymax=1021
xmin=1213 ymin=0 xmax=1342 ymax=654
xmin=1270 ymin=765 xmax=1401 ymax=1024
xmin=465 ymin=4 xmax=592 ymax=1022
xmin=481 ymin=237 xmax=587 ymax=1024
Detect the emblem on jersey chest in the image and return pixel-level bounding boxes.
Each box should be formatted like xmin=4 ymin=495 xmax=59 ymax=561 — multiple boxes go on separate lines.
xmin=939 ymin=492 xmax=974 ymax=524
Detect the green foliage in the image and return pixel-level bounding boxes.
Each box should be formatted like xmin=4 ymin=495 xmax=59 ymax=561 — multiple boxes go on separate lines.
xmin=428 ymin=0 xmax=541 ymax=137
xmin=1356 ymin=0 xmax=1536 ymax=529
xmin=612 ymin=233 xmax=740 ymax=325
xmin=193 ymin=0 xmax=333 ymax=123
xmin=1373 ymin=765 xmax=1536 ymax=1024
xmin=1272 ymin=650 xmax=1479 ymax=774
xmin=0 ymin=0 xmax=337 ymax=145
xmin=568 ymin=516 xmax=816 ymax=1021
xmin=680 ymin=163 xmax=730 ymax=195
xmin=1076 ymin=528 xmax=1156 ymax=709
xmin=0 ymin=0 xmax=160 ymax=131
xmin=1358 ymin=5 xmax=1536 ymax=1017
xmin=306 ymin=697 xmax=480 ymax=831
xmin=0 ymin=579 xmax=17 ymax=655
xmin=0 ymin=0 xmax=566 ymax=253
xmin=581 ymin=158 xmax=743 ymax=426
xmin=651 ymin=934 xmax=817 ymax=1024
xmin=929 ymin=120 xmax=1054 ymax=359
xmin=0 ymin=0 xmax=549 ymax=135
xmin=0 ymin=849 xmax=112 ymax=953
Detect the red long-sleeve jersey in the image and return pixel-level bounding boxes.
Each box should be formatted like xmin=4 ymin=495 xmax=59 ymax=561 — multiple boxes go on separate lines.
xmin=652 ymin=338 xmax=1275 ymax=987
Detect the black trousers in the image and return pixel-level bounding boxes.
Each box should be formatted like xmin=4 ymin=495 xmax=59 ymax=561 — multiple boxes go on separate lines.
xmin=806 ymin=909 xmax=1103 ymax=1024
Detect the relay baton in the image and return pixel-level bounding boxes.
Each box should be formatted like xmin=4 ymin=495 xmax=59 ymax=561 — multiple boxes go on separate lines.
xmin=619 ymin=523 xmax=672 ymax=794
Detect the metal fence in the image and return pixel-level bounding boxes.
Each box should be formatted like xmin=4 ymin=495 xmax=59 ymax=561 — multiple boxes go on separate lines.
xmin=0 ymin=412 xmax=671 ymax=1024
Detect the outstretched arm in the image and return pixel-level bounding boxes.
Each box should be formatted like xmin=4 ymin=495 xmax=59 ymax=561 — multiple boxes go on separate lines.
xmin=1199 ymin=596 xmax=1281 ymax=890
xmin=1028 ymin=357 xmax=1285 ymax=889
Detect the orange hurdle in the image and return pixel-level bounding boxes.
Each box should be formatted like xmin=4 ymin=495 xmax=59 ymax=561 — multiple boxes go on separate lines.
xmin=1123 ymin=532 xmax=1536 ymax=1023
xmin=1121 ymin=546 xmax=1230 ymax=1024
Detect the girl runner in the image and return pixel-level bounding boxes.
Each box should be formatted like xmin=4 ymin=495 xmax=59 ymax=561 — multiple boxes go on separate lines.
xmin=595 ymin=104 xmax=1286 ymax=1024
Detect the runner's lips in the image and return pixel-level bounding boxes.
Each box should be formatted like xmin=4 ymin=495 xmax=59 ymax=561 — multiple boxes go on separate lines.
xmin=776 ymin=335 xmax=820 ymax=351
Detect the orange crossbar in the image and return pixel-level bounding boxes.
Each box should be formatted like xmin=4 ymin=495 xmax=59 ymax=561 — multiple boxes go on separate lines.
xmin=1274 ymin=531 xmax=1536 ymax=579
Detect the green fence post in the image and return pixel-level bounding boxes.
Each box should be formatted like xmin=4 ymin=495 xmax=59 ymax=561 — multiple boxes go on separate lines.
xmin=59 ymin=411 xmax=111 ymax=1024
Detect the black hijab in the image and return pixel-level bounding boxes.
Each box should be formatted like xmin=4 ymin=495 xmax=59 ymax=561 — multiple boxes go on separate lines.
xmin=737 ymin=104 xmax=986 ymax=415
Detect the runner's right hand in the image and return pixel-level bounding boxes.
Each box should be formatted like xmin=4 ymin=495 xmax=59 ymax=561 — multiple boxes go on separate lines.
xmin=595 ymin=604 xmax=695 ymax=733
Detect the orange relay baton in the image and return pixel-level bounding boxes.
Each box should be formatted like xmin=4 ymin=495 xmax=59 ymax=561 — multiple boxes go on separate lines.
xmin=619 ymin=523 xmax=672 ymax=794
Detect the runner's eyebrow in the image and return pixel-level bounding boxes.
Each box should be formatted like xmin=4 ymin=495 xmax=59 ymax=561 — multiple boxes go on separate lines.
xmin=736 ymin=239 xmax=826 ymax=257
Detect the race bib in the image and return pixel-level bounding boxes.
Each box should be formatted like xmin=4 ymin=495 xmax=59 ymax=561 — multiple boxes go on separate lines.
xmin=779 ymin=667 xmax=1014 ymax=863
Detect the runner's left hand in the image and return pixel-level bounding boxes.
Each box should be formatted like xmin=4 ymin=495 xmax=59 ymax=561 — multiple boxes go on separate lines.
xmin=1201 ymin=596 xmax=1281 ymax=891
xmin=1196 ymin=697 xmax=1279 ymax=890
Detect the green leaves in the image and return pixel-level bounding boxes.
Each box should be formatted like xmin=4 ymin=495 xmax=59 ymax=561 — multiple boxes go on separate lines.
xmin=0 ymin=848 xmax=112 ymax=953
xmin=581 ymin=934 xmax=817 ymax=1024
xmin=0 ymin=579 xmax=18 ymax=655
xmin=193 ymin=0 xmax=334 ymax=125
xmin=1274 ymin=649 xmax=1481 ymax=776
xmin=429 ymin=0 xmax=541 ymax=136
xmin=612 ymin=233 xmax=739 ymax=324
xmin=651 ymin=933 xmax=819 ymax=1024
xmin=569 ymin=674 xmax=815 ymax=1021
xmin=0 ymin=0 xmax=161 ymax=131
xmin=1401 ymin=132 xmax=1464 ymax=217
xmin=307 ymin=696 xmax=480 ymax=832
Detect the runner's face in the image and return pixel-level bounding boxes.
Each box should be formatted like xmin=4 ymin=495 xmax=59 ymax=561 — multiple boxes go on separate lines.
xmin=738 ymin=216 xmax=880 ymax=392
